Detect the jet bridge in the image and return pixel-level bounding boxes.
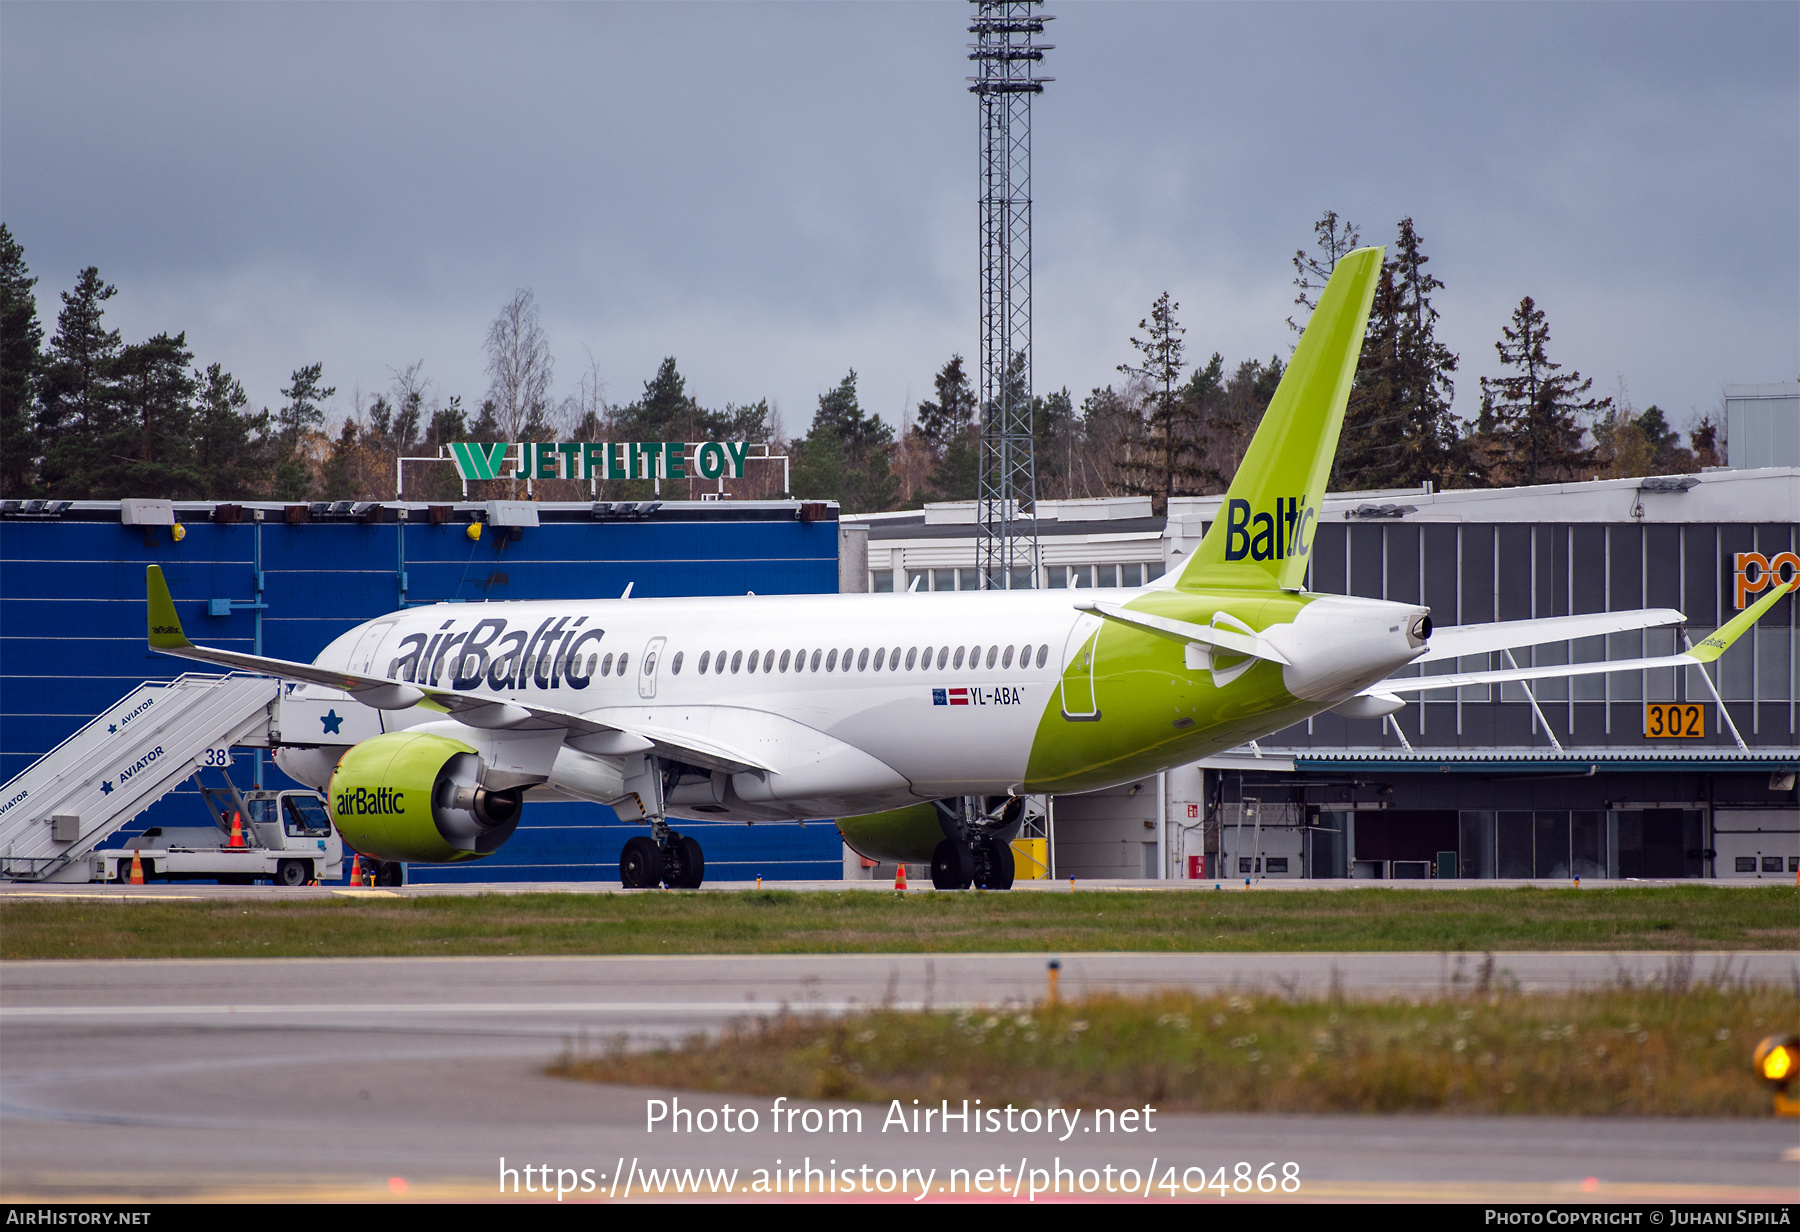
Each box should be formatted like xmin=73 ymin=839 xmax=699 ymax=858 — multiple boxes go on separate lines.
xmin=0 ymin=673 xmax=281 ymax=882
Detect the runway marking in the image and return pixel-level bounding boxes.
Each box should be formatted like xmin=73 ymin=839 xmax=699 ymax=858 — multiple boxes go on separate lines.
xmin=332 ymin=889 xmax=400 ymax=898
xmin=3 ymin=892 xmax=201 ymax=900
xmin=0 ymin=1000 xmax=959 ymax=1018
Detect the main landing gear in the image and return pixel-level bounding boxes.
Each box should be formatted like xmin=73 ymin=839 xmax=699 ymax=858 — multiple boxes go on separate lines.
xmin=619 ymin=829 xmax=705 ymax=889
xmin=929 ymin=795 xmax=1023 ymax=891
xmin=616 ymin=758 xmax=707 ymax=889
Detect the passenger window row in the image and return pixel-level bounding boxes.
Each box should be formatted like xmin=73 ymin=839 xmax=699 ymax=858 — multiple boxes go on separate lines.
xmin=681 ymin=643 xmax=1052 ymax=676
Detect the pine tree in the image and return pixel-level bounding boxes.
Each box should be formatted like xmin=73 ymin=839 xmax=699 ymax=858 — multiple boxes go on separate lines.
xmin=35 ymin=267 xmax=124 ymax=496
xmin=0 ymin=225 xmax=42 ymax=495
xmin=192 ymin=363 xmax=271 ymax=499
xmin=1289 ymin=210 xmax=1362 ymax=337
xmin=1116 ymin=292 xmax=1207 ymax=511
xmin=791 ymin=370 xmax=897 ymax=513
xmin=277 ymin=363 xmax=334 ymax=447
xmin=913 ymin=354 xmax=978 ymax=501
xmin=106 ymin=331 xmax=201 ymax=496
xmin=1477 ymin=296 xmax=1605 ymax=486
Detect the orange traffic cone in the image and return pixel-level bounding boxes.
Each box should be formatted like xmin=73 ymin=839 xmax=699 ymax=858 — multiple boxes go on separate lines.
xmin=894 ymin=863 xmax=908 ymax=892
xmin=348 ymin=854 xmax=361 ymax=886
xmin=227 ymin=811 xmax=246 ymax=849
xmin=128 ymin=850 xmax=144 ymax=886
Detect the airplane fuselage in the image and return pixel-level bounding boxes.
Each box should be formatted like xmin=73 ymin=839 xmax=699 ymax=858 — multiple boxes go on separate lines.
xmin=284 ymin=586 xmax=1429 ymax=823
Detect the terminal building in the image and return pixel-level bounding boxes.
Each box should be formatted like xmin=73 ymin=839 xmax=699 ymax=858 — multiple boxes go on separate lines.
xmin=851 ymin=466 xmax=1799 ymax=883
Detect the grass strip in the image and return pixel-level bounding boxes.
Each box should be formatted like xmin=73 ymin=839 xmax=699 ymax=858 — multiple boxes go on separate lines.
xmin=2 ymin=885 xmax=1795 ymax=960
xmin=555 ymin=982 xmax=1799 ymax=1117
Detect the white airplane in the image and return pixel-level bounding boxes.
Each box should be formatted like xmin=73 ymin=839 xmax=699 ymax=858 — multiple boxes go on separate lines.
xmin=145 ymin=247 xmax=1795 ymax=888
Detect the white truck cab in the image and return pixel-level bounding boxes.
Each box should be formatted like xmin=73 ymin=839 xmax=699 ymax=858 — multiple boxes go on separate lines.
xmin=104 ymin=789 xmax=343 ymax=886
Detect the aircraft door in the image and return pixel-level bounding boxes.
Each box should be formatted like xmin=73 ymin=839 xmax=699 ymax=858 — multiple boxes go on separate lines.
xmin=638 ymin=636 xmax=667 ymax=700
xmin=1059 ymin=617 xmax=1101 ymax=721
xmin=348 ymin=622 xmax=397 ymax=676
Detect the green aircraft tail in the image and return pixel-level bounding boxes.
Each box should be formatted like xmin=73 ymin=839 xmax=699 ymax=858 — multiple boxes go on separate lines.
xmin=1177 ymin=245 xmax=1385 ymax=592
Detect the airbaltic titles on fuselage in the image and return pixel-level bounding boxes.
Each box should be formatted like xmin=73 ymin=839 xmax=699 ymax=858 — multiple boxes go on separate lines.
xmin=381 ymin=612 xmax=1057 ymax=696
xmin=391 ymin=616 xmax=607 ymax=692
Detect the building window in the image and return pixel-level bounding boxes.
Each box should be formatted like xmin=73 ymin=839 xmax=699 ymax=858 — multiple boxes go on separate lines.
xmin=1122 ymin=563 xmax=1144 ymax=587
xmin=907 ymin=569 xmax=929 ymax=592
xmin=959 ymin=568 xmax=979 ymax=591
xmin=1047 ymin=566 xmax=1067 ymax=588
xmin=872 ymin=570 xmax=894 ymax=593
xmin=933 ymin=568 xmax=956 ymax=592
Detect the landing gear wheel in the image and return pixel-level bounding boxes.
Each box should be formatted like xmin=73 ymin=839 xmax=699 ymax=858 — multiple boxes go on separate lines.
xmin=931 ymin=839 xmax=973 ymax=890
xmin=274 ymin=860 xmax=308 ymax=887
xmin=620 ymin=836 xmax=660 ymax=888
xmin=374 ymin=861 xmax=406 ymax=887
xmin=976 ymin=838 xmax=1015 ymax=890
xmin=671 ymin=835 xmax=705 ymax=888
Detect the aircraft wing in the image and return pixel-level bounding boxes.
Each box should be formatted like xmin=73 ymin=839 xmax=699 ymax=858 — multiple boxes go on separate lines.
xmin=145 ymin=566 xmax=773 ymax=775
xmin=1414 ymin=608 xmax=1686 ymax=664
xmin=1370 ymin=577 xmax=1794 ymax=696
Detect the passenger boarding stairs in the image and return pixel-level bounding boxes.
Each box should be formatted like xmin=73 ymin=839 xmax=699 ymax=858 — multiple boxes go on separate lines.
xmin=0 ymin=673 xmax=280 ymax=882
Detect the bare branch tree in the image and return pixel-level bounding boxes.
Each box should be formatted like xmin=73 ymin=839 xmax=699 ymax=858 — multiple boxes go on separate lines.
xmin=483 ymin=289 xmax=554 ymax=440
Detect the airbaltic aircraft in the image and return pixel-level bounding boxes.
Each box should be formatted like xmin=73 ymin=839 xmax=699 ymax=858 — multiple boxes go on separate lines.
xmin=145 ymin=247 xmax=1796 ymax=889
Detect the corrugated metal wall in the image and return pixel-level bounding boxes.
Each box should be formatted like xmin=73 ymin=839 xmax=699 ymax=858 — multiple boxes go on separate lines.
xmin=0 ymin=504 xmax=845 ymax=881
xmin=1286 ymin=520 xmax=1796 ymax=749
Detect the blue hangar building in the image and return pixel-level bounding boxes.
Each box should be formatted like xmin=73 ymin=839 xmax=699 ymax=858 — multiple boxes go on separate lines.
xmin=0 ymin=498 xmax=849 ymax=883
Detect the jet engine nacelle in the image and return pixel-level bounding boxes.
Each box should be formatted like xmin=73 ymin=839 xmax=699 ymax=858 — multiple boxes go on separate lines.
xmin=327 ymin=731 xmax=523 ymax=863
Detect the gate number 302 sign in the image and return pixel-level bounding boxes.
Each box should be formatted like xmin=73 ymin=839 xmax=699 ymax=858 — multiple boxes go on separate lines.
xmin=1644 ymin=703 xmax=1705 ymax=738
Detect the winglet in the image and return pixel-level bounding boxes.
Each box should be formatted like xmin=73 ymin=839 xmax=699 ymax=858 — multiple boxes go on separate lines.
xmin=146 ymin=565 xmax=193 ymax=651
xmin=1685 ymin=576 xmax=1798 ymax=663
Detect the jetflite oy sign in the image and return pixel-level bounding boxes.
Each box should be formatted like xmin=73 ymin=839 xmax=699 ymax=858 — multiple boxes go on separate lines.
xmin=448 ymin=441 xmax=753 ymax=483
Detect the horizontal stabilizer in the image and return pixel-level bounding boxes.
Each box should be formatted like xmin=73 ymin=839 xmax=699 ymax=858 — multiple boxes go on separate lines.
xmin=1375 ymin=577 xmax=1794 ymax=695
xmin=1417 ymin=609 xmax=1685 ymax=663
xmin=1074 ymin=599 xmax=1291 ymax=665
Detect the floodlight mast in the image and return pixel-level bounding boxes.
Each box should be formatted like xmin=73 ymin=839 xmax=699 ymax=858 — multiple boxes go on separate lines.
xmin=969 ymin=0 xmax=1052 ymax=591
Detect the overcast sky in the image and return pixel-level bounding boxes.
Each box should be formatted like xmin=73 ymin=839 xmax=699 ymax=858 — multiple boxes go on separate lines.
xmin=5 ymin=2 xmax=1795 ymax=441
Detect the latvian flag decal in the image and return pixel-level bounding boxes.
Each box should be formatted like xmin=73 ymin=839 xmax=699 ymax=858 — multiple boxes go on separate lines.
xmin=933 ymin=687 xmax=970 ymax=706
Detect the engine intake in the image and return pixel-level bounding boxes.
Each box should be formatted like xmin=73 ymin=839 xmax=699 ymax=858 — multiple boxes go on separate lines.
xmin=329 ymin=731 xmax=524 ymax=863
